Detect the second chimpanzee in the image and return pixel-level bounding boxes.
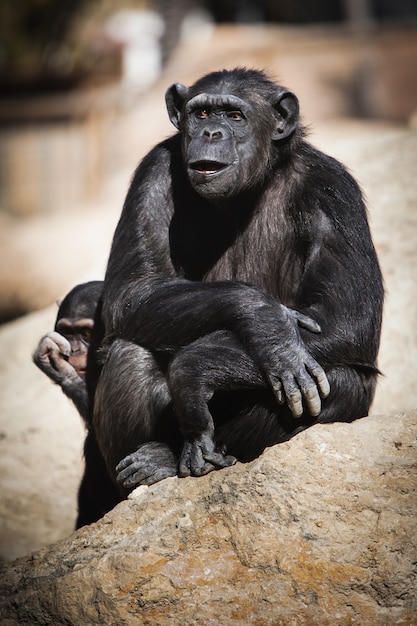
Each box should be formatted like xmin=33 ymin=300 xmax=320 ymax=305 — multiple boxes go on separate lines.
xmin=33 ymin=280 xmax=121 ymax=527
xmin=33 ymin=281 xmax=103 ymax=422
xmin=90 ymin=68 xmax=383 ymax=496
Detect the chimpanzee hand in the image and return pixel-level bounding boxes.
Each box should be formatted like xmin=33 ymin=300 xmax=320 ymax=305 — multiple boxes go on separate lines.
xmin=284 ymin=306 xmax=329 ymax=415
xmin=33 ymin=331 xmax=79 ymax=384
xmin=243 ymin=303 xmax=330 ymax=419
xmin=116 ymin=442 xmax=179 ymax=488
xmin=265 ymin=343 xmax=330 ymax=418
xmin=179 ymin=431 xmax=237 ymax=478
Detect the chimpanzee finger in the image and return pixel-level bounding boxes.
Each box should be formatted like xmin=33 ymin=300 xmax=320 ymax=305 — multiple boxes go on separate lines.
xmin=203 ymin=450 xmax=237 ymax=469
xmin=192 ymin=461 xmax=216 ymax=476
xmin=46 ymin=331 xmax=71 ymax=356
xmin=291 ymin=364 xmax=323 ymax=416
xmin=266 ymin=373 xmax=285 ymax=405
xmin=117 ymin=464 xmax=148 ymax=487
xmin=281 ymin=376 xmax=304 ymax=418
xmin=116 ymin=453 xmax=135 ymax=472
xmin=288 ymin=392 xmax=303 ymax=418
xmin=179 ymin=442 xmax=192 ymax=477
xmin=302 ymin=384 xmax=322 ymax=417
xmin=306 ymin=359 xmax=330 ymax=398
xmin=140 ymin=467 xmax=178 ymax=485
xmin=288 ymin=309 xmax=321 ymax=334
xmin=317 ymin=370 xmax=330 ymax=398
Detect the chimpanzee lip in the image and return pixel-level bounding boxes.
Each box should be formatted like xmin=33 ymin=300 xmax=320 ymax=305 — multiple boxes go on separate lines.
xmin=190 ymin=160 xmax=228 ymax=175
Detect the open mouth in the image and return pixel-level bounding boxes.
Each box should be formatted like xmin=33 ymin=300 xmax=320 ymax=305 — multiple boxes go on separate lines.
xmin=190 ymin=160 xmax=228 ymax=175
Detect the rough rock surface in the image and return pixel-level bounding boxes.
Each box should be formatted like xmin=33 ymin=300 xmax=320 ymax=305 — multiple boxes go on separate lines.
xmin=1 ymin=411 xmax=416 ymax=625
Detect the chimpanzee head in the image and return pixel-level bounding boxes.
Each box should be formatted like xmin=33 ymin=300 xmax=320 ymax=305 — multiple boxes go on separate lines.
xmin=55 ymin=281 xmax=103 ymax=376
xmin=165 ymin=68 xmax=300 ymax=199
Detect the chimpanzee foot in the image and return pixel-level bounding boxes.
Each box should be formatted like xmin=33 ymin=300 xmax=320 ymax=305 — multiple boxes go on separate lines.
xmin=179 ymin=431 xmax=237 ymax=477
xmin=116 ymin=441 xmax=178 ymax=488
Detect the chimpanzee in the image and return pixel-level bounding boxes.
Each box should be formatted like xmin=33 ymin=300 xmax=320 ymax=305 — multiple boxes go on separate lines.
xmin=33 ymin=281 xmax=103 ymax=422
xmin=90 ymin=68 xmax=383 ymax=496
xmin=33 ymin=281 xmax=121 ymax=527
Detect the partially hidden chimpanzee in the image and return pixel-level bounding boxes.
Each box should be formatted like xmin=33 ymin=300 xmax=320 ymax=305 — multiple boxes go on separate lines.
xmin=87 ymin=68 xmax=383 ymax=510
xmin=33 ymin=281 xmax=103 ymax=422
xmin=33 ymin=281 xmax=121 ymax=527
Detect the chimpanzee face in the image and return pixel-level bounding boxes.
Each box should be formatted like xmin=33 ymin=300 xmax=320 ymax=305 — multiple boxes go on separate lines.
xmin=181 ymin=93 xmax=261 ymax=199
xmin=55 ymin=318 xmax=94 ymax=376
xmin=165 ymin=79 xmax=299 ymax=201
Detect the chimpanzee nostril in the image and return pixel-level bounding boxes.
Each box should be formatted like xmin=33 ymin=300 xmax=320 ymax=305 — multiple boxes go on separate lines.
xmin=203 ymin=128 xmax=223 ymax=140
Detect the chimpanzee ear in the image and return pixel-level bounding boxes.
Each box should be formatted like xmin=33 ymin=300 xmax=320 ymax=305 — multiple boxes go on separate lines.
xmin=271 ymin=89 xmax=299 ymax=141
xmin=165 ymin=83 xmax=189 ymax=129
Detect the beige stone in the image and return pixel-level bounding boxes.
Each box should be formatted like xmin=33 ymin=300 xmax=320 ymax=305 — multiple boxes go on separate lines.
xmin=1 ymin=411 xmax=416 ymax=625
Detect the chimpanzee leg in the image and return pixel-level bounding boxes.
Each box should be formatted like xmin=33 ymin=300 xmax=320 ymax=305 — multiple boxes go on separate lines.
xmin=168 ymin=331 xmax=377 ymax=474
xmin=93 ymin=339 xmax=179 ymax=488
xmin=215 ymin=364 xmax=377 ymax=462
xmin=116 ymin=330 xmax=265 ymax=487
xmin=167 ymin=330 xmax=267 ymax=476
xmin=113 ymin=333 xmax=376 ymax=488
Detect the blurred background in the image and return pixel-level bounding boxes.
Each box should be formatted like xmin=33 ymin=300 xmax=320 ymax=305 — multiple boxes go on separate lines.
xmin=0 ymin=0 xmax=416 ymax=563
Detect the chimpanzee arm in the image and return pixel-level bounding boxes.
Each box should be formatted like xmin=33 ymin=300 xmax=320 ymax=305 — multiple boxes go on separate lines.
xmin=102 ymin=144 xmax=329 ymax=418
xmin=102 ymin=145 xmax=382 ymax=421
xmin=33 ymin=331 xmax=89 ymax=421
xmin=293 ymin=151 xmax=384 ymax=369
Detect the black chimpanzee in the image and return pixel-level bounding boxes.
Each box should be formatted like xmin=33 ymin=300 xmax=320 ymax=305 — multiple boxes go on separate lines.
xmin=33 ymin=281 xmax=103 ymax=422
xmin=89 ymin=68 xmax=383 ymax=500
xmin=33 ymin=281 xmax=121 ymax=527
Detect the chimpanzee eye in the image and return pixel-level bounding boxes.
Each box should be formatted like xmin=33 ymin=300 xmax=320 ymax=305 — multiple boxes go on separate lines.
xmin=82 ymin=329 xmax=92 ymax=342
xmin=228 ymin=110 xmax=243 ymax=120
xmin=195 ymin=109 xmax=209 ymax=119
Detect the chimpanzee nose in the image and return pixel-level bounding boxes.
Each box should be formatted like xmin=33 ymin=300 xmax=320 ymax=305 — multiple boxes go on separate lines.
xmin=203 ymin=127 xmax=223 ymax=141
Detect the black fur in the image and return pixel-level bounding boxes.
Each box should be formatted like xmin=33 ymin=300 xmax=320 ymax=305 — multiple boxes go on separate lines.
xmin=33 ymin=281 xmax=121 ymax=528
xmin=88 ymin=68 xmax=383 ymax=512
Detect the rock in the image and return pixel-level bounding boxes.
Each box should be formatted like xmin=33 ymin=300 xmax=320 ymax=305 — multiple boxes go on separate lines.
xmin=1 ymin=411 xmax=416 ymax=625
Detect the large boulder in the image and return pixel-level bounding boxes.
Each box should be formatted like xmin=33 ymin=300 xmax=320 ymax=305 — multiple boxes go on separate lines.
xmin=1 ymin=411 xmax=416 ymax=625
